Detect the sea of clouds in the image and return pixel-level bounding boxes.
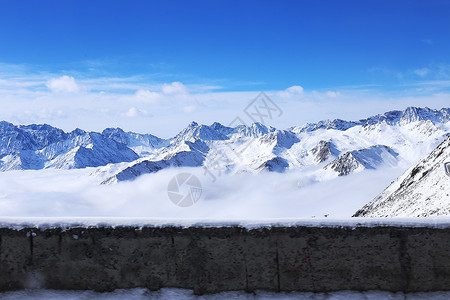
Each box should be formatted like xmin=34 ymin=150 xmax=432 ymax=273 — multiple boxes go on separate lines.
xmin=0 ymin=165 xmax=405 ymax=219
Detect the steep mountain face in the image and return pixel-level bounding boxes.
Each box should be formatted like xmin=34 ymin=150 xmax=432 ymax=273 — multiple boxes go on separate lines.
xmin=102 ymin=127 xmax=168 ymax=156
xmin=210 ymin=122 xmax=236 ymax=136
xmin=310 ymin=140 xmax=338 ymax=163
xmin=43 ymin=132 xmax=139 ymax=169
xmin=0 ymin=150 xmax=43 ymax=171
xmin=325 ymin=145 xmax=399 ymax=176
xmin=18 ymin=124 xmax=67 ymax=148
xmin=258 ymin=130 xmax=299 ymax=150
xmin=257 ymin=157 xmax=289 ymax=173
xmin=353 ymin=136 xmax=450 ymax=217
xmin=0 ymin=121 xmax=40 ymax=156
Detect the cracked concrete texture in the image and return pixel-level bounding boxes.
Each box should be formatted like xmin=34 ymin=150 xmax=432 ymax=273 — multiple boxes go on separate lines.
xmin=0 ymin=226 xmax=450 ymax=294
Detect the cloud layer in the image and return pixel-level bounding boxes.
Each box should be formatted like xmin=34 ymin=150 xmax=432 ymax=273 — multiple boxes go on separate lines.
xmin=0 ymin=166 xmax=404 ymax=219
xmin=1 ymin=62 xmax=450 ymax=137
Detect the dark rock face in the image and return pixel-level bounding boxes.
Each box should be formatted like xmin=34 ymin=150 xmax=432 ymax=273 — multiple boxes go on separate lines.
xmin=1 ymin=225 xmax=450 ymax=294
xmin=310 ymin=140 xmax=338 ymax=163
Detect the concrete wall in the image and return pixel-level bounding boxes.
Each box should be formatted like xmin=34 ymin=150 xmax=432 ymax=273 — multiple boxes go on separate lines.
xmin=1 ymin=226 xmax=450 ymax=294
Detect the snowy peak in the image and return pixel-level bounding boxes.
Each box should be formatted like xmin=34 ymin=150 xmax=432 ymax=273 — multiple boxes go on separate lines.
xmin=102 ymin=127 xmax=130 ymax=145
xmin=361 ymin=106 xmax=450 ymax=126
xmin=400 ymin=107 xmax=450 ymax=124
xmin=102 ymin=127 xmax=167 ymax=151
xmin=210 ymin=122 xmax=236 ymax=136
xmin=354 ymin=136 xmax=450 ymax=217
xmin=172 ymin=122 xmax=228 ymax=144
xmin=19 ymin=124 xmax=67 ymax=148
xmin=325 ymin=145 xmax=398 ymax=176
xmin=299 ymin=119 xmax=359 ymax=133
xmin=235 ymin=122 xmax=275 ymax=138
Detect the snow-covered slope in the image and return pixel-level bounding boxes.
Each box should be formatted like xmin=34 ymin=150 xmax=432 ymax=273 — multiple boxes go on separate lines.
xmin=353 ymin=135 xmax=450 ymax=217
xmin=101 ymin=140 xmax=208 ymax=184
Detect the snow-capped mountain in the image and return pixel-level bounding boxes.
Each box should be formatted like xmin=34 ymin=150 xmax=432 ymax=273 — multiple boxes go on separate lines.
xmin=353 ymin=135 xmax=450 ymax=217
xmin=292 ymin=107 xmax=450 ymax=133
xmin=0 ymin=122 xmax=139 ymax=171
xmin=1 ymin=106 xmax=450 ymax=186
xmin=324 ymin=145 xmax=398 ymax=176
xmin=102 ymin=127 xmax=168 ymax=156
xmin=101 ymin=140 xmax=209 ymax=184
xmin=42 ymin=132 xmax=139 ymax=169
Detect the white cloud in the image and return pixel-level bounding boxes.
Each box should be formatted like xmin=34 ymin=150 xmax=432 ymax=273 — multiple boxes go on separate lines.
xmin=46 ymin=75 xmax=80 ymax=93
xmin=277 ymin=85 xmax=304 ymax=98
xmin=183 ymin=105 xmax=196 ymax=112
xmin=135 ymin=89 xmax=161 ymax=103
xmin=326 ymin=91 xmax=341 ymax=98
xmin=122 ymin=107 xmax=149 ymax=118
xmin=286 ymin=85 xmax=304 ymax=94
xmin=162 ymin=81 xmax=188 ymax=95
xmin=414 ymin=68 xmax=429 ymax=77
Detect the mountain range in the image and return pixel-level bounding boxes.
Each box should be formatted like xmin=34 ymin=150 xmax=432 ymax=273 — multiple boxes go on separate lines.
xmin=2 ymin=107 xmax=450 ymax=198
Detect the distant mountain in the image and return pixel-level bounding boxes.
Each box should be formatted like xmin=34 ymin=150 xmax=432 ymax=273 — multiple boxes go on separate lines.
xmin=353 ymin=135 xmax=450 ymax=217
xmin=42 ymin=132 xmax=139 ymax=169
xmin=292 ymin=107 xmax=450 ymax=133
xmin=1 ymin=107 xmax=450 ymax=184
xmin=171 ymin=121 xmax=228 ymax=144
xmin=0 ymin=122 xmax=138 ymax=170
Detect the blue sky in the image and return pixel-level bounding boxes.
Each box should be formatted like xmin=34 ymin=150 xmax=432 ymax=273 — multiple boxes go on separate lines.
xmin=0 ymin=1 xmax=450 ymax=136
xmin=1 ymin=0 xmax=449 ymax=90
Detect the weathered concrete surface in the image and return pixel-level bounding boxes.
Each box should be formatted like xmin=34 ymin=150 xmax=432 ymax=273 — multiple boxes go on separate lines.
xmin=0 ymin=226 xmax=450 ymax=294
